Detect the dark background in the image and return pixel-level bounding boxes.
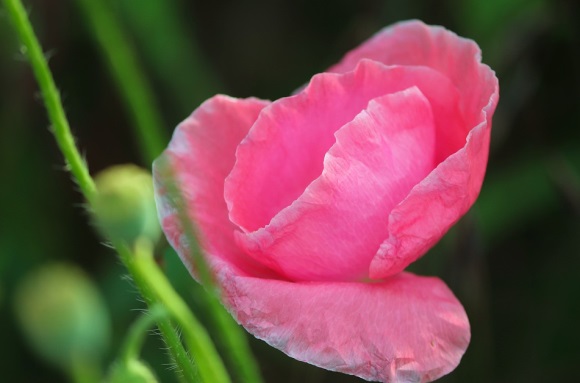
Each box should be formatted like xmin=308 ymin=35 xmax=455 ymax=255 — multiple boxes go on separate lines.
xmin=1 ymin=0 xmax=579 ymax=382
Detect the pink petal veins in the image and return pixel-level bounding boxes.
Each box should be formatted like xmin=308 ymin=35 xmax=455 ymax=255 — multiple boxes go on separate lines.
xmin=235 ymin=87 xmax=436 ymax=281
xmin=153 ymin=95 xmax=277 ymax=278
xmin=224 ymin=59 xmax=465 ymax=235
xmin=218 ymin=260 xmax=470 ymax=383
xmin=369 ymin=87 xmax=498 ymax=279
xmin=225 ymin=60 xmax=465 ymax=277
xmin=329 ymin=20 xmax=496 ymax=163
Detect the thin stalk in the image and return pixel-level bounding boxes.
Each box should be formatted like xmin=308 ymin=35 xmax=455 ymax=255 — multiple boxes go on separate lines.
xmin=158 ymin=160 xmax=264 ymax=383
xmin=2 ymin=1 xmax=197 ymax=381
xmin=204 ymin=297 xmax=263 ymax=383
xmin=114 ymin=0 xmax=223 ymax=113
xmin=74 ymin=0 xmax=167 ymax=164
xmin=157 ymin=159 xmax=213 ymax=289
xmin=121 ymin=304 xmax=168 ymax=364
xmin=114 ymin=240 xmax=199 ymax=382
xmin=131 ymin=239 xmax=230 ymax=383
xmin=2 ymin=0 xmax=96 ymax=201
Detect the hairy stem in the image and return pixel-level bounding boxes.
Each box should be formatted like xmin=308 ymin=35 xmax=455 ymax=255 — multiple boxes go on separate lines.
xmin=121 ymin=304 xmax=168 ymax=364
xmin=1 ymin=1 xmax=218 ymax=382
xmin=158 ymin=160 xmax=264 ymax=383
xmin=2 ymin=0 xmax=96 ymax=201
xmin=131 ymin=239 xmax=231 ymax=383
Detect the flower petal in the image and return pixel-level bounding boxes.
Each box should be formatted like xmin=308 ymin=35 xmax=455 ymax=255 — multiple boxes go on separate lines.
xmin=370 ymin=88 xmax=498 ymax=279
xmin=218 ymin=260 xmax=470 ymax=383
xmin=225 ymin=60 xmax=464 ymax=277
xmin=323 ymin=20 xmax=500 ymax=279
xmin=235 ymin=87 xmax=436 ymax=281
xmin=225 ymin=59 xmax=464 ymax=235
xmin=153 ymin=95 xmax=276 ymax=277
xmin=329 ymin=19 xmax=497 ymax=163
xmin=330 ymin=21 xmax=479 ymax=112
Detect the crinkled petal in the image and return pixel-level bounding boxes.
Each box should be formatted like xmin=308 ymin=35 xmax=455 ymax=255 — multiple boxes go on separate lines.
xmin=218 ymin=259 xmax=470 ymax=383
xmin=224 ymin=59 xmax=464 ymax=235
xmin=330 ymin=21 xmax=482 ymax=118
xmin=226 ymin=60 xmax=464 ymax=278
xmin=370 ymin=90 xmax=498 ymax=278
xmin=153 ymin=95 xmax=277 ymax=277
xmin=321 ymin=20 xmax=499 ymax=278
xmin=236 ymin=87 xmax=435 ymax=281
xmin=364 ymin=38 xmax=500 ymax=279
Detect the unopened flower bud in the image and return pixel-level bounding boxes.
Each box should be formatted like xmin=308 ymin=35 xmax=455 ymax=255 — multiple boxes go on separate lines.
xmin=14 ymin=263 xmax=110 ymax=370
xmin=93 ymin=164 xmax=160 ymax=245
xmin=106 ymin=359 xmax=158 ymax=383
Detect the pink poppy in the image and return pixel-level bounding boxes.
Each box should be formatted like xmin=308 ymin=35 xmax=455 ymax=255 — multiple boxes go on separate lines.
xmin=154 ymin=20 xmax=499 ymax=382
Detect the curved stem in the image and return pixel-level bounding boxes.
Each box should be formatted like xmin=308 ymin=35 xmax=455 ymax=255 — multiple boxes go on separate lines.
xmin=74 ymin=0 xmax=168 ymax=164
xmin=158 ymin=160 xmax=263 ymax=383
xmin=115 ymin=0 xmax=223 ymax=113
xmin=2 ymin=2 xmax=199 ymax=381
xmin=131 ymin=239 xmax=231 ymax=383
xmin=121 ymin=304 xmax=168 ymax=364
xmin=111 ymin=240 xmax=201 ymax=382
xmin=2 ymin=0 xmax=96 ymax=201
xmin=204 ymin=297 xmax=263 ymax=383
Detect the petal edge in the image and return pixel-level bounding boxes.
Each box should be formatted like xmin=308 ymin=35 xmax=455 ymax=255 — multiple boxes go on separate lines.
xmin=218 ymin=261 xmax=470 ymax=383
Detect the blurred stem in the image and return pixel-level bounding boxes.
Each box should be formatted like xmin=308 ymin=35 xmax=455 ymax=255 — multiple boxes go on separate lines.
xmin=131 ymin=239 xmax=231 ymax=383
xmin=203 ymin=294 xmax=264 ymax=383
xmin=1 ymin=0 xmax=96 ymax=202
xmin=114 ymin=0 xmax=223 ymax=113
xmin=74 ymin=0 xmax=167 ymax=164
xmin=2 ymin=2 xmax=207 ymax=382
xmin=159 ymin=160 xmax=264 ymax=383
xmin=121 ymin=304 xmax=168 ymax=364
xmin=114 ymin=239 xmax=200 ymax=382
xmin=157 ymin=159 xmax=213 ymax=289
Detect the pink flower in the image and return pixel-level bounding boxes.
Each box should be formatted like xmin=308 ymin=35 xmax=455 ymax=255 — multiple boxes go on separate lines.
xmin=154 ymin=20 xmax=499 ymax=383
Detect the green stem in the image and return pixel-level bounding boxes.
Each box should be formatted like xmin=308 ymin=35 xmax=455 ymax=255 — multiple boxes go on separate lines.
xmin=114 ymin=0 xmax=223 ymax=113
xmin=2 ymin=0 xmax=96 ymax=202
xmin=158 ymin=159 xmax=213 ymax=288
xmin=113 ymin=240 xmax=200 ymax=383
xmin=158 ymin=160 xmax=263 ymax=383
xmin=74 ymin=0 xmax=167 ymax=164
xmin=121 ymin=304 xmax=168 ymax=364
xmin=132 ymin=239 xmax=231 ymax=383
xmin=202 ymin=294 xmax=263 ymax=383
xmin=2 ymin=1 xmax=197 ymax=381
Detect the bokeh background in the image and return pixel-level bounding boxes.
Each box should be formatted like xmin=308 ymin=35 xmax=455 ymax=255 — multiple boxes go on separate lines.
xmin=1 ymin=0 xmax=579 ymax=382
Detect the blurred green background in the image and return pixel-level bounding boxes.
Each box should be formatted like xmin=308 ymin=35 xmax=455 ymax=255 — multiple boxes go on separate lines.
xmin=1 ymin=0 xmax=579 ymax=382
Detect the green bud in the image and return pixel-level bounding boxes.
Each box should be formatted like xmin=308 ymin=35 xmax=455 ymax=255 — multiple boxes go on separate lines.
xmin=93 ymin=164 xmax=160 ymax=245
xmin=106 ymin=360 xmax=158 ymax=383
xmin=14 ymin=263 xmax=110 ymax=370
